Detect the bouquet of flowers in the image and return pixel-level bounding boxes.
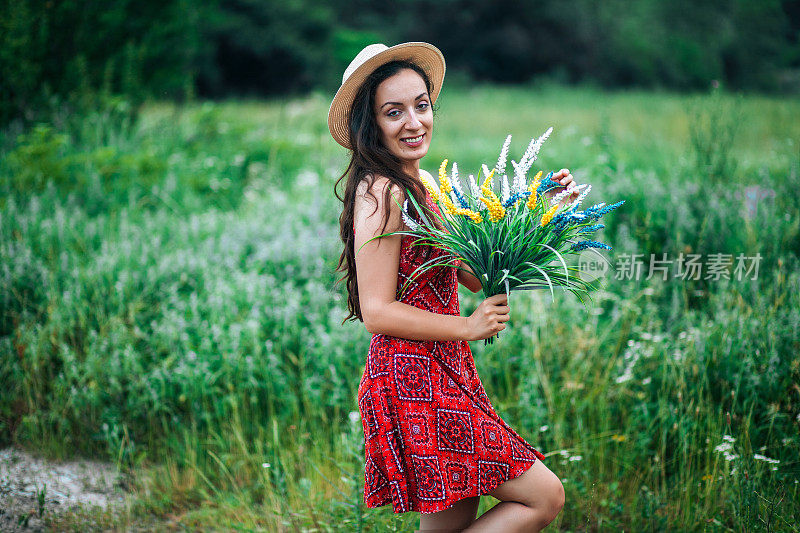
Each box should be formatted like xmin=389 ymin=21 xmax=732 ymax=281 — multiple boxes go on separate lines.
xmin=370 ymin=127 xmax=624 ymax=343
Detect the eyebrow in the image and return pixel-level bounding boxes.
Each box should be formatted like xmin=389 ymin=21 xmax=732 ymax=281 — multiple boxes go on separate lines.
xmin=379 ymin=93 xmax=428 ymax=110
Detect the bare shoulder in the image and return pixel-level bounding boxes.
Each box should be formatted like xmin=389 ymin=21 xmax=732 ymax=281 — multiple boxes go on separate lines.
xmin=355 ymin=173 xmax=403 ymax=206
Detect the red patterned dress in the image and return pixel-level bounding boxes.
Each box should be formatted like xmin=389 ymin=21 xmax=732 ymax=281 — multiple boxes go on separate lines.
xmin=355 ymin=189 xmax=546 ymax=515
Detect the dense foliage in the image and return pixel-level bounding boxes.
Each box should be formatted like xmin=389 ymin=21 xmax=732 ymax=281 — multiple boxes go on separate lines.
xmin=2 ymin=0 xmax=799 ymax=125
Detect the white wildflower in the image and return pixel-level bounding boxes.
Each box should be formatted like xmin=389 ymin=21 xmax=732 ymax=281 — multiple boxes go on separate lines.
xmin=401 ymin=199 xmax=420 ymax=231
xmin=262 ymin=462 xmax=271 ymax=468
xmin=569 ymin=455 xmax=583 ymax=462
xmin=722 ymin=435 xmax=736 ymax=443
xmin=550 ymin=184 xmax=579 ymax=206
xmin=564 ymin=183 xmax=591 ymax=210
xmin=501 ymin=174 xmax=510 ymax=203
xmin=753 ymin=453 xmax=780 ymax=464
xmin=510 ymin=159 xmax=531 ymax=194
xmin=615 ymin=372 xmax=633 ymax=384
xmin=482 ymin=164 xmax=493 ymax=186
xmin=510 ymin=160 xmax=525 ymax=194
xmin=714 ymin=442 xmax=733 ymax=453
xmin=468 ymin=174 xmax=480 ymax=197
xmin=348 ymin=411 xmax=360 ymax=424
xmin=495 ymin=134 xmax=512 ymax=175
xmin=450 ymin=162 xmax=466 ymax=205
xmin=518 ymin=126 xmax=553 ymax=176
xmin=539 ymin=425 xmax=549 ymax=432
xmin=469 ymin=175 xmax=486 ymax=210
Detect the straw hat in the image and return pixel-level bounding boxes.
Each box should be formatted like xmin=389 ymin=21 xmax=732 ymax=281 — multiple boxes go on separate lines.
xmin=328 ymin=42 xmax=446 ymax=149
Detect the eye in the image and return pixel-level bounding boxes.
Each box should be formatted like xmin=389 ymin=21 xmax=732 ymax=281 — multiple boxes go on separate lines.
xmin=387 ymin=109 xmax=401 ymax=117
xmin=417 ymin=102 xmax=430 ymax=110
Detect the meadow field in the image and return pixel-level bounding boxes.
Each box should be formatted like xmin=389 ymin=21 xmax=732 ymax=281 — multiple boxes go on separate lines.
xmin=1 ymin=83 xmax=799 ymax=531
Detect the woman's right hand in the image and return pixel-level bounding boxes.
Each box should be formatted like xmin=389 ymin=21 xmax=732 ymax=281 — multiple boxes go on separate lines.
xmin=464 ymin=293 xmax=510 ymax=341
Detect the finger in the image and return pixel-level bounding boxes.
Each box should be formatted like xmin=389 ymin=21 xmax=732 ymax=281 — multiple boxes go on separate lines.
xmin=496 ymin=313 xmax=510 ymax=323
xmin=488 ymin=293 xmax=508 ymax=305
xmin=494 ymin=305 xmax=510 ymax=314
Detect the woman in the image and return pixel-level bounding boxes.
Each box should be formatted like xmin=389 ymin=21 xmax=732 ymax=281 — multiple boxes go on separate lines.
xmin=330 ymin=42 xmax=575 ymax=532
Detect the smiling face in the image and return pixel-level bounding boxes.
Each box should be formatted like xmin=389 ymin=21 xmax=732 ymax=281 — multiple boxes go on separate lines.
xmin=373 ymin=68 xmax=433 ymax=175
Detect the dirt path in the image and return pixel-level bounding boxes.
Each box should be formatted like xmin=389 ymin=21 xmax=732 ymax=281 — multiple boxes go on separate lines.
xmin=0 ymin=446 xmax=129 ymax=531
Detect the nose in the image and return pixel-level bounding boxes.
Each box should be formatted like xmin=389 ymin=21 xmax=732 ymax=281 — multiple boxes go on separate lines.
xmin=405 ymin=109 xmax=422 ymax=129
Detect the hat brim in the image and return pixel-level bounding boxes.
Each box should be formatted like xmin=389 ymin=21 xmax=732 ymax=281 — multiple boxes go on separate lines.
xmin=328 ymin=42 xmax=446 ymax=149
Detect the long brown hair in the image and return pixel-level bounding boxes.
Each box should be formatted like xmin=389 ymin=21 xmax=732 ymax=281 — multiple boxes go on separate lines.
xmin=333 ymin=59 xmax=443 ymax=323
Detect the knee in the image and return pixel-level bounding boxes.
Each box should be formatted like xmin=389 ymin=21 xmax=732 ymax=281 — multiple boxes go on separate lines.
xmin=527 ymin=475 xmax=564 ymax=530
xmin=541 ymin=476 xmax=565 ymax=526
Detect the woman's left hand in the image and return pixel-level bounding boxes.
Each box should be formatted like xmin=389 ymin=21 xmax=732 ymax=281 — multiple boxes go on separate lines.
xmin=544 ymin=168 xmax=580 ymax=207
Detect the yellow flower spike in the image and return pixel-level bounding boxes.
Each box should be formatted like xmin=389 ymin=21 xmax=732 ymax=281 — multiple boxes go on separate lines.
xmin=527 ymin=171 xmax=544 ymax=210
xmin=481 ymin=168 xmax=495 ymax=190
xmin=480 ymin=171 xmax=502 ymax=207
xmin=478 ymin=196 xmax=506 ymax=222
xmin=438 ymin=159 xmax=452 ymax=194
xmin=526 ymin=186 xmax=538 ymax=209
xmin=540 ymin=203 xmax=559 ymax=226
xmin=441 ymin=194 xmax=458 ymax=214
xmin=454 ymin=207 xmax=483 ymax=223
xmin=421 ymin=177 xmax=439 ymax=200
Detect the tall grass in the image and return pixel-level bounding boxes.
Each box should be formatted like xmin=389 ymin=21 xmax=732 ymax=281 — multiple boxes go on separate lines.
xmin=1 ymin=85 xmax=798 ymax=531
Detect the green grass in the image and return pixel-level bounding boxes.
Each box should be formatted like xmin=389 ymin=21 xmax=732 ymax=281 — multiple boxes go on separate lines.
xmin=1 ymin=84 xmax=799 ymax=531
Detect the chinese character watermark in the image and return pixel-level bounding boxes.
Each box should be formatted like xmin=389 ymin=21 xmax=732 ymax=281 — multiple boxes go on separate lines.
xmin=578 ymin=252 xmax=762 ymax=281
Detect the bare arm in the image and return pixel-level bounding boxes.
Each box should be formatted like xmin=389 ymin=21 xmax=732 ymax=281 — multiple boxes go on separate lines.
xmin=354 ymin=176 xmax=471 ymax=341
xmin=456 ymin=262 xmax=482 ymax=293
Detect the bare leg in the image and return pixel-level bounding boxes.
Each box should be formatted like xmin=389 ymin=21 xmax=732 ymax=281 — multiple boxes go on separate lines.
xmin=462 ymin=460 xmax=564 ymax=532
xmin=416 ymin=495 xmax=480 ymax=533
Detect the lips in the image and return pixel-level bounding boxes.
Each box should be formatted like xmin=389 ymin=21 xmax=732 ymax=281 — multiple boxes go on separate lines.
xmin=401 ymin=133 xmax=425 ymax=147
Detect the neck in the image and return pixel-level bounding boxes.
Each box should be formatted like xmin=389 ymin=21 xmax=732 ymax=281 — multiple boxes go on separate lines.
xmin=402 ymin=159 xmax=421 ymax=177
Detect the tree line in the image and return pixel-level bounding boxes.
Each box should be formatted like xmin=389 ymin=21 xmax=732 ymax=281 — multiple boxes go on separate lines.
xmin=1 ymin=0 xmax=798 ymax=125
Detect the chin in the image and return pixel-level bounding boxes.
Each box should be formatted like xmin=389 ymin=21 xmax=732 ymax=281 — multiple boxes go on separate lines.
xmin=398 ymin=141 xmax=430 ymax=159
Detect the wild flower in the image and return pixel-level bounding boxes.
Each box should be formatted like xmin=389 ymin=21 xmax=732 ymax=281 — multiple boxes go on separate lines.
xmin=540 ymin=203 xmax=560 ymax=226
xmin=753 ymin=453 xmax=780 ymax=470
xmin=502 ymin=190 xmax=531 ymax=209
xmin=401 ymin=199 xmax=421 ymax=231
xmin=565 ymin=184 xmax=592 ymax=210
xmin=479 ymin=170 xmax=506 ymax=222
xmin=577 ymin=223 xmax=605 ymax=235
xmin=501 ymin=173 xmax=511 ymax=203
xmin=449 ymin=162 xmax=469 ymax=208
xmin=518 ymin=126 xmax=553 ymax=177
xmin=550 ymin=184 xmax=582 ymax=206
xmin=570 ymin=240 xmax=613 ymax=252
xmin=495 ymin=134 xmax=512 ymax=175
xmin=713 ymin=438 xmax=739 ymax=462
